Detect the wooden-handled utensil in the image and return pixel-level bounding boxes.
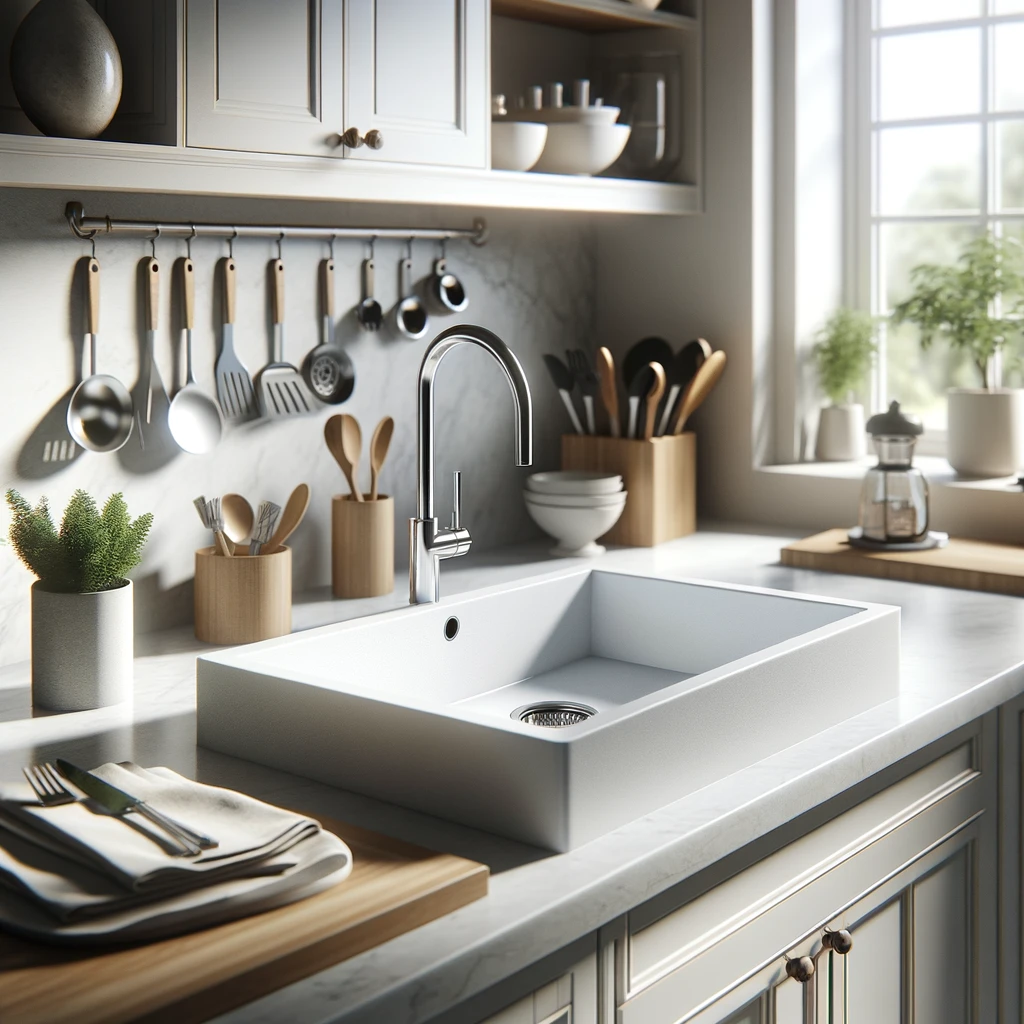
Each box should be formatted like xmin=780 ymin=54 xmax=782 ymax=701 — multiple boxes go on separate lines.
xmin=325 ymin=413 xmax=364 ymax=501
xmin=596 ymin=347 xmax=620 ymax=437
xmin=221 ymin=493 xmax=254 ymax=555
xmin=215 ymin=256 xmax=257 ymax=421
xmin=672 ymin=350 xmax=727 ymax=434
xmin=657 ymin=338 xmax=710 ymax=437
xmin=256 ymin=257 xmax=314 ymax=418
xmin=369 ymin=415 xmax=395 ymax=501
xmin=642 ymin=362 xmax=667 ymax=440
xmin=141 ymin=256 xmax=170 ymax=430
xmin=263 ymin=483 xmax=311 ymax=554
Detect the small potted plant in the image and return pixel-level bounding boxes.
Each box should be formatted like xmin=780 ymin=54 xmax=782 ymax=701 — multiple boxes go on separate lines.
xmin=6 ymin=489 xmax=153 ymax=711
xmin=892 ymin=235 xmax=1024 ymax=477
xmin=813 ymin=308 xmax=876 ymax=461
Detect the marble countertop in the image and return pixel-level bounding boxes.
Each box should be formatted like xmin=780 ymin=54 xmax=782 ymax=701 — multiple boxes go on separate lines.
xmin=2 ymin=524 xmax=1024 ymax=1024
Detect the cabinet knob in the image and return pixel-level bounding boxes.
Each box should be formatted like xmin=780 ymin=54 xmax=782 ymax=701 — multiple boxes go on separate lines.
xmin=336 ymin=127 xmax=384 ymax=151
xmin=823 ymin=928 xmax=853 ymax=955
xmin=785 ymin=955 xmax=815 ymax=983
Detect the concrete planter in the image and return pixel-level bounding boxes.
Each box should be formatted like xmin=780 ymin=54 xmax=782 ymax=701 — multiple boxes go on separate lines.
xmin=31 ymin=580 xmax=133 ymax=711
xmin=815 ymin=403 xmax=867 ymax=462
xmin=947 ymin=388 xmax=1024 ymax=478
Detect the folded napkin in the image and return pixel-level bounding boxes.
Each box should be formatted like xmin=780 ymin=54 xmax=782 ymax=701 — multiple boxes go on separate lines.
xmin=1 ymin=763 xmax=321 ymax=891
xmin=0 ymin=763 xmax=353 ymax=942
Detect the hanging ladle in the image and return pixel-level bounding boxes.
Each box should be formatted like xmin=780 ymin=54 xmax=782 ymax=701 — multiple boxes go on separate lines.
xmin=429 ymin=239 xmax=468 ymax=314
xmin=303 ymin=244 xmax=355 ymax=405
xmin=394 ymin=238 xmax=429 ymax=340
xmin=67 ymin=250 xmax=135 ymax=452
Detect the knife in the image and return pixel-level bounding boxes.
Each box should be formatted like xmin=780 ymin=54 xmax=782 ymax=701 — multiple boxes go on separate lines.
xmin=56 ymin=759 xmax=218 ymax=854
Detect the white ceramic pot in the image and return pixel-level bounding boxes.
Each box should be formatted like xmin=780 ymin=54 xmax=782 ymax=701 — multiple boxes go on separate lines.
xmin=814 ymin=403 xmax=867 ymax=462
xmin=947 ymin=388 xmax=1024 ymax=477
xmin=31 ymin=580 xmax=133 ymax=711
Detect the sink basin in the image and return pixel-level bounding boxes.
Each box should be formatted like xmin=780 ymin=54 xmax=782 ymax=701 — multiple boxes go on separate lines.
xmin=197 ymin=569 xmax=899 ymax=851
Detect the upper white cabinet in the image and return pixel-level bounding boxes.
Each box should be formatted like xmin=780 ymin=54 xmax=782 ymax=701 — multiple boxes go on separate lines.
xmin=185 ymin=0 xmax=486 ymax=167
xmin=185 ymin=0 xmax=344 ymax=156
xmin=344 ymin=0 xmax=487 ymax=167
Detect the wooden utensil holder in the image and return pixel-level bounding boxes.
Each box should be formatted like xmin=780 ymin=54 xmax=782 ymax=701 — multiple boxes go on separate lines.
xmin=194 ymin=546 xmax=292 ymax=644
xmin=561 ymin=432 xmax=696 ymax=547
xmin=332 ymin=495 xmax=395 ymax=599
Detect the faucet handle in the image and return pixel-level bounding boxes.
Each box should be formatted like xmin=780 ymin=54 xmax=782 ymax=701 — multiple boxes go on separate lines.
xmin=450 ymin=471 xmax=462 ymax=530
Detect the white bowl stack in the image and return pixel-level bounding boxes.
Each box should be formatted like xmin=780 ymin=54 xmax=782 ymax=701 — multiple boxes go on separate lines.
xmin=524 ymin=471 xmax=626 ymax=557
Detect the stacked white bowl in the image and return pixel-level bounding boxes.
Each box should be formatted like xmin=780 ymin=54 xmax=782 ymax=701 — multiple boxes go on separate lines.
xmin=524 ymin=471 xmax=626 ymax=557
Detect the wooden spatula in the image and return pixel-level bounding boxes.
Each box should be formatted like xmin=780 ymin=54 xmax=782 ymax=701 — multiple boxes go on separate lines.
xmin=596 ymin=347 xmax=620 ymax=437
xmin=672 ymin=350 xmax=727 ymax=434
xmin=642 ymin=362 xmax=667 ymax=440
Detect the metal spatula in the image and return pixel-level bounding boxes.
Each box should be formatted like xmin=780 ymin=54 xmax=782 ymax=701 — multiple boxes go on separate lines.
xmin=215 ymin=257 xmax=257 ymax=422
xmin=138 ymin=256 xmax=171 ymax=445
xmin=256 ymin=257 xmax=315 ymax=418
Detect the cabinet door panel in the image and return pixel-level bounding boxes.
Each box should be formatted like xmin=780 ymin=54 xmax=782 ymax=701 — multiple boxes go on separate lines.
xmin=344 ymin=0 xmax=486 ymax=167
xmin=847 ymin=899 xmax=901 ymax=1024
xmin=186 ymin=0 xmax=343 ymax=155
xmin=772 ymin=979 xmax=804 ymax=1024
xmin=913 ymin=849 xmax=969 ymax=1024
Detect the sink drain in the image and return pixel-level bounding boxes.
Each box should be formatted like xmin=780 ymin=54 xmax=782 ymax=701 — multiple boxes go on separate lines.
xmin=513 ymin=701 xmax=597 ymax=728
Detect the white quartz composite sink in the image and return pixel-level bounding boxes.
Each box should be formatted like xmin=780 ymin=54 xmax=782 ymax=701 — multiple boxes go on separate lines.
xmin=197 ymin=569 xmax=900 ymax=851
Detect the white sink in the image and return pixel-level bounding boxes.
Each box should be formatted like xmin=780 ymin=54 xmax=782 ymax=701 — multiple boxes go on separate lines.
xmin=197 ymin=569 xmax=899 ymax=851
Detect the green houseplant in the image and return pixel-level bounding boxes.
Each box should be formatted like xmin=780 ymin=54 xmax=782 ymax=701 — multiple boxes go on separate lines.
xmin=891 ymin=235 xmax=1024 ymax=476
xmin=812 ymin=308 xmax=876 ymax=462
xmin=6 ymin=489 xmax=153 ymax=711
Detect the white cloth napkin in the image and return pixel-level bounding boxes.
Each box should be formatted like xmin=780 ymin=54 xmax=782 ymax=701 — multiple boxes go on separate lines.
xmin=0 ymin=763 xmax=321 ymax=891
xmin=0 ymin=763 xmax=353 ymax=941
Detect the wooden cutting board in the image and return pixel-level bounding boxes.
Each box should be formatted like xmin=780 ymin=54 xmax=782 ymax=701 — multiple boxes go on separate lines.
xmin=781 ymin=528 xmax=1024 ymax=596
xmin=0 ymin=817 xmax=488 ymax=1024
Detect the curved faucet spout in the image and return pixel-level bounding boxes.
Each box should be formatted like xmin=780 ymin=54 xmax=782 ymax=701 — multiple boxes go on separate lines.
xmin=416 ymin=325 xmax=534 ymax=522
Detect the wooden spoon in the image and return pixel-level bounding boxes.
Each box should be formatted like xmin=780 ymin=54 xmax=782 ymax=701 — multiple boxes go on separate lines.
xmin=221 ymin=493 xmax=254 ymax=554
xmin=596 ymin=347 xmax=620 ymax=438
xmin=263 ymin=483 xmax=311 ymax=554
xmin=324 ymin=414 xmax=364 ymax=501
xmin=672 ymin=350 xmax=727 ymax=434
xmin=369 ymin=415 xmax=395 ymax=501
xmin=642 ymin=361 xmax=667 ymax=441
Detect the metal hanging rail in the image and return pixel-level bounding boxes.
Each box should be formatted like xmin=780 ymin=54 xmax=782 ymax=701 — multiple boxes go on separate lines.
xmin=65 ymin=201 xmax=489 ymax=247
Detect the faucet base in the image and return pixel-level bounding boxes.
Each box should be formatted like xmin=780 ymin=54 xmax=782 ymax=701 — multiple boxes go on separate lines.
xmin=409 ymin=518 xmax=472 ymax=604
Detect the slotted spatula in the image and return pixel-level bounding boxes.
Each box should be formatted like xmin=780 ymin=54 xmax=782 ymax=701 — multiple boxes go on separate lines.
xmin=257 ymin=257 xmax=315 ymax=418
xmin=215 ymin=257 xmax=257 ymax=422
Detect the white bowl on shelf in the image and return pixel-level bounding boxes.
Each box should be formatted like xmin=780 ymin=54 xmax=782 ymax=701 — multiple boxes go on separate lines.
xmin=626 ymin=0 xmax=665 ymax=9
xmin=491 ymin=120 xmax=548 ymax=172
xmin=524 ymin=491 xmax=627 ymax=557
xmin=526 ymin=471 xmax=623 ymax=496
xmin=505 ymin=105 xmax=622 ymax=126
xmin=532 ymin=122 xmax=632 ymax=176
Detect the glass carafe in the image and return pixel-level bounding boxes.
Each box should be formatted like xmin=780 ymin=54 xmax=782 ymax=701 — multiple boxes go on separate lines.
xmin=859 ymin=436 xmax=929 ymax=542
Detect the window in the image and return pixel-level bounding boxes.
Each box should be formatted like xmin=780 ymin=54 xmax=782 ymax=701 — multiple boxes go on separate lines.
xmin=853 ymin=0 xmax=1024 ymax=439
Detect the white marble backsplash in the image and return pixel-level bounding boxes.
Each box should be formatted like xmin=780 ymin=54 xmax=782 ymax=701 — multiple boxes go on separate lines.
xmin=0 ymin=188 xmax=596 ymax=665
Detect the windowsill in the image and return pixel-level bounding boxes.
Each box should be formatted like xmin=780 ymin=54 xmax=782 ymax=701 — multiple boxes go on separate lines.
xmin=758 ymin=456 xmax=1023 ymax=493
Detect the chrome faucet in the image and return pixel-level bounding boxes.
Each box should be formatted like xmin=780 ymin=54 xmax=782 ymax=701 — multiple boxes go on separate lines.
xmin=410 ymin=325 xmax=533 ymax=604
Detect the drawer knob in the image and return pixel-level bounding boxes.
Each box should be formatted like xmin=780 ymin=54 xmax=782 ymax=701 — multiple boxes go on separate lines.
xmin=823 ymin=928 xmax=854 ymax=955
xmin=365 ymin=129 xmax=384 ymax=150
xmin=338 ymin=127 xmax=364 ymax=149
xmin=785 ymin=955 xmax=815 ymax=983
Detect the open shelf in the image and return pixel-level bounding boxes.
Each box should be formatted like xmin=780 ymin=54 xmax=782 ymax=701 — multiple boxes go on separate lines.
xmin=0 ymin=133 xmax=699 ymax=217
xmin=492 ymin=0 xmax=697 ymax=33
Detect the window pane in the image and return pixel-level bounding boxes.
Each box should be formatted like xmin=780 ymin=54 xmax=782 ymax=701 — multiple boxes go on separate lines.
xmin=878 ymin=125 xmax=981 ymax=214
xmin=995 ymin=23 xmax=1024 ymax=112
xmin=879 ymin=30 xmax=980 ymax=121
xmin=881 ymin=222 xmax=982 ymax=430
xmin=878 ymin=0 xmax=980 ymax=28
xmin=997 ymin=121 xmax=1024 ymax=210
xmin=994 ymin=0 xmax=1024 ymax=12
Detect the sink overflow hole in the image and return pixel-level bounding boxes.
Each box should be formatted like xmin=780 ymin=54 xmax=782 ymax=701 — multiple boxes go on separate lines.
xmin=514 ymin=702 xmax=597 ymax=728
xmin=444 ymin=616 xmax=460 ymax=641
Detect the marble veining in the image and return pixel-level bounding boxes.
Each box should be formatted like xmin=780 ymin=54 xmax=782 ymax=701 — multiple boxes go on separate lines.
xmin=0 ymin=187 xmax=596 ymax=665
xmin=0 ymin=527 xmax=1022 ymax=1023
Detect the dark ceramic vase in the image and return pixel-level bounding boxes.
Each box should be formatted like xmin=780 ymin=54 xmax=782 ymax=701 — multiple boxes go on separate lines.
xmin=10 ymin=0 xmax=122 ymax=139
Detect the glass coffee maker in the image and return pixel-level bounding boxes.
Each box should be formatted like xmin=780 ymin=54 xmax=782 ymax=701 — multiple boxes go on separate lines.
xmin=854 ymin=401 xmax=944 ymax=548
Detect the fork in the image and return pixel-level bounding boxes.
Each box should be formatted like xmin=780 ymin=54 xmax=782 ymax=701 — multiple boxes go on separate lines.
xmin=23 ymin=763 xmax=75 ymax=806
xmin=567 ymin=349 xmax=599 ymax=435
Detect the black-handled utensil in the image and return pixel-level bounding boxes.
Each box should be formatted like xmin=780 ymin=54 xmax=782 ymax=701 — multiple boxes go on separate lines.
xmin=657 ymin=338 xmax=711 ymax=436
xmin=566 ymin=348 xmax=599 ymax=435
xmin=622 ymin=336 xmax=673 ymax=395
xmin=626 ymin=363 xmax=657 ymax=439
xmin=543 ymin=354 xmax=584 ymax=435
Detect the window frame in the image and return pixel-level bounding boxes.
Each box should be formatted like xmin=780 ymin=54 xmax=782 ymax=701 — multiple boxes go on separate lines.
xmin=847 ymin=0 xmax=1024 ymax=455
